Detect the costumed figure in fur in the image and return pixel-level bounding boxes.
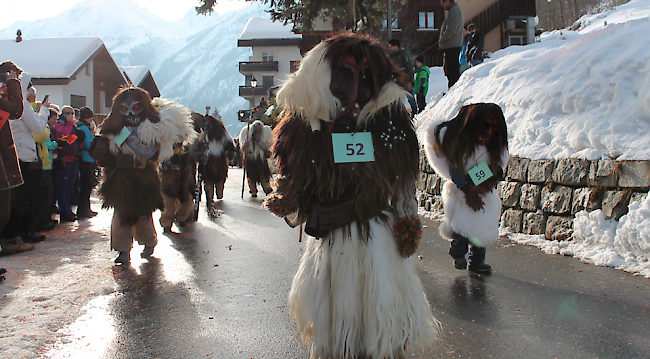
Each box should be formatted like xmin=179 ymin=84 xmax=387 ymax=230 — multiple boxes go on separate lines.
xmin=159 ymin=142 xmax=196 ymax=234
xmin=91 ymin=87 xmax=196 ymax=264
xmin=423 ymin=103 xmax=509 ymax=274
xmin=193 ymin=112 xmax=235 ymax=208
xmin=264 ymin=33 xmax=440 ymax=359
xmin=239 ymin=120 xmax=272 ymax=198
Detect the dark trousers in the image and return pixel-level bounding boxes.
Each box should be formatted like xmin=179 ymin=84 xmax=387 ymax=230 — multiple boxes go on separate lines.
xmin=56 ymin=160 xmax=79 ymax=217
xmin=0 ymin=189 xmax=11 ymax=232
xmin=77 ymin=161 xmax=97 ymax=215
xmin=449 ymin=232 xmax=486 ymax=265
xmin=35 ymin=169 xmax=54 ymax=226
xmin=1 ymin=161 xmax=43 ymax=239
xmin=442 ymin=47 xmax=462 ymax=89
xmin=416 ymin=94 xmax=426 ymax=114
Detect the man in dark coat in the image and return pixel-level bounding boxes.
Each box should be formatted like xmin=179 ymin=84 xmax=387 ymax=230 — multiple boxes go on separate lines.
xmin=0 ymin=61 xmax=30 ymax=255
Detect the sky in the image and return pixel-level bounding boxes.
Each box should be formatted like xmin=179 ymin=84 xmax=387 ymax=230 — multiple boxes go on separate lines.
xmin=1 ymin=0 xmax=248 ymax=29
xmin=417 ymin=0 xmax=650 ymax=278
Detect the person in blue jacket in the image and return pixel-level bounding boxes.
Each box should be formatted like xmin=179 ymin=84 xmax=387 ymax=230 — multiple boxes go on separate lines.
xmin=76 ymin=107 xmax=98 ymax=218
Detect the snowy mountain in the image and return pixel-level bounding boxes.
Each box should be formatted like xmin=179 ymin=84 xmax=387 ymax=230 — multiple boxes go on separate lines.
xmin=0 ymin=0 xmax=270 ymax=135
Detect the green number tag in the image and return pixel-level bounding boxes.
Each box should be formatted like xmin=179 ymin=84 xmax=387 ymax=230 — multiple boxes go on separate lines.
xmin=468 ymin=161 xmax=493 ymax=186
xmin=331 ymin=133 xmax=375 ymax=163
xmin=113 ymin=126 xmax=131 ymax=147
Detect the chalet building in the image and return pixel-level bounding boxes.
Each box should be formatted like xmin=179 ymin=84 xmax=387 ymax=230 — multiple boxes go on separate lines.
xmin=121 ymin=65 xmax=161 ymax=99
xmin=0 ymin=36 xmax=130 ymax=118
xmin=237 ymin=17 xmax=302 ymax=121
xmin=296 ymin=0 xmax=538 ymax=66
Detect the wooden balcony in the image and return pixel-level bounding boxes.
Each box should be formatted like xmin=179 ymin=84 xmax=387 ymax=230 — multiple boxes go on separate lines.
xmin=239 ymin=86 xmax=270 ymax=97
xmin=239 ymin=61 xmax=279 ymax=73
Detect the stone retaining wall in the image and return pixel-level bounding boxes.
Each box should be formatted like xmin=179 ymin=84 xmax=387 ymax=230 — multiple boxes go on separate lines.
xmin=417 ymin=150 xmax=650 ymax=240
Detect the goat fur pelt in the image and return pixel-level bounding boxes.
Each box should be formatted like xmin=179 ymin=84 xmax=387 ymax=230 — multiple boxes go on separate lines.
xmin=269 ymin=33 xmax=440 ymax=359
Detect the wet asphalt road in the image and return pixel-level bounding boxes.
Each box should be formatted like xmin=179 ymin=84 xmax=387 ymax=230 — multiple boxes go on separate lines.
xmin=10 ymin=166 xmax=650 ymax=359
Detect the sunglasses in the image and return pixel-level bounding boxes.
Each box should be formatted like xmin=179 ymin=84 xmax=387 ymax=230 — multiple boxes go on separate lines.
xmin=63 ymin=111 xmax=74 ymax=115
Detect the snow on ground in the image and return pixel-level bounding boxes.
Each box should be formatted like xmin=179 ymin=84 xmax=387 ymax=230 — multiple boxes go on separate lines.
xmin=416 ymin=0 xmax=650 ymax=278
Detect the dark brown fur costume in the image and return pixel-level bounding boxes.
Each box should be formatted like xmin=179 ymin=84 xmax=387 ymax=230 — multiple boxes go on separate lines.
xmin=160 ymin=151 xmax=195 ymax=203
xmin=199 ymin=114 xmax=234 ymax=185
xmin=92 ymin=87 xmax=164 ymax=224
xmin=271 ymin=34 xmax=419 ymax=235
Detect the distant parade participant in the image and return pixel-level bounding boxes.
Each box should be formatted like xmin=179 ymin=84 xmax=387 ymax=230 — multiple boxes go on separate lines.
xmin=159 ymin=143 xmax=195 ymax=234
xmin=195 ymin=113 xmax=235 ymax=209
xmin=238 ymin=120 xmax=272 ymax=198
xmin=91 ymin=87 xmax=196 ymax=264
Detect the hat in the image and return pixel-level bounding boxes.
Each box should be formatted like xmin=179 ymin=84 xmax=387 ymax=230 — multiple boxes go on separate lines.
xmin=79 ymin=106 xmax=94 ymax=120
xmin=415 ymin=55 xmax=426 ymax=64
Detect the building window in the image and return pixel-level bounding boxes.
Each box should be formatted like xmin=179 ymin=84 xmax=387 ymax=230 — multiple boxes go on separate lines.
xmin=419 ymin=12 xmax=435 ymax=29
xmin=262 ymin=53 xmax=273 ymax=62
xmin=262 ymin=75 xmax=274 ymax=88
xmin=290 ymin=61 xmax=299 ymax=73
xmin=70 ymin=94 xmax=86 ymax=109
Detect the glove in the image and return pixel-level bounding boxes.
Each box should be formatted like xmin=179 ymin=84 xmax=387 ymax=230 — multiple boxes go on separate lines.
xmin=56 ymin=139 xmax=70 ymax=148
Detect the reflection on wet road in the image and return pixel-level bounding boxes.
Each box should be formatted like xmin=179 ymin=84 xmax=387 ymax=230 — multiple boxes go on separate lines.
xmin=37 ymin=167 xmax=649 ymax=359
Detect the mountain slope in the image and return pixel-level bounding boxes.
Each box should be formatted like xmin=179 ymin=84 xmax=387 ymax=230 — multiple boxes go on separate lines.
xmin=0 ymin=0 xmax=270 ymax=134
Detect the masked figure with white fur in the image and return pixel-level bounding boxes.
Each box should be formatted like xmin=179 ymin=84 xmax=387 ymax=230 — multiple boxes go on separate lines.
xmin=264 ymin=33 xmax=440 ymax=359
xmin=194 ymin=113 xmax=235 ymax=208
xmin=239 ymin=120 xmax=272 ymax=197
xmin=424 ymin=103 xmax=509 ymax=274
xmin=91 ymin=87 xmax=196 ymax=264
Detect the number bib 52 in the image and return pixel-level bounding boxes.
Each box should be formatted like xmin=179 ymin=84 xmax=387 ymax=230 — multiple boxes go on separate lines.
xmin=331 ymin=132 xmax=375 ymax=163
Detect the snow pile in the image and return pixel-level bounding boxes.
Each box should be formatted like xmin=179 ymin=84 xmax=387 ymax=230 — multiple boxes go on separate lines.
xmin=418 ymin=0 xmax=650 ymax=277
xmin=416 ymin=0 xmax=650 ymax=161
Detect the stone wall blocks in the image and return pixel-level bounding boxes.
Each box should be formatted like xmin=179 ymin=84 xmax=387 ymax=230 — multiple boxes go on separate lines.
xmin=545 ymin=216 xmax=573 ymax=241
xmin=507 ymin=156 xmax=529 ymax=182
xmin=523 ymin=211 xmax=547 ymax=235
xmin=541 ymin=184 xmax=573 ymax=215
xmin=619 ymin=160 xmax=650 ymax=189
xmin=552 ymin=158 xmax=590 ymax=186
xmin=602 ymin=190 xmax=631 ymax=220
xmin=630 ymin=192 xmax=648 ymax=205
xmin=497 ymin=181 xmax=522 ymax=207
xmin=502 ymin=208 xmax=524 ymax=233
xmin=572 ymin=187 xmax=604 ymax=214
xmin=588 ymin=160 xmax=619 ymax=187
xmin=528 ymin=160 xmax=556 ymax=183
xmin=520 ymin=184 xmax=542 ymax=211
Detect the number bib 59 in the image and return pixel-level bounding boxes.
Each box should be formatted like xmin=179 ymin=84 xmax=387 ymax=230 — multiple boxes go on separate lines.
xmin=331 ymin=132 xmax=375 ymax=163
xmin=468 ymin=161 xmax=493 ymax=186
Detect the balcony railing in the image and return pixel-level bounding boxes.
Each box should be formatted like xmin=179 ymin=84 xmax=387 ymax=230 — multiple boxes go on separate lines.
xmin=239 ymin=86 xmax=270 ymax=97
xmin=239 ymin=61 xmax=279 ymax=73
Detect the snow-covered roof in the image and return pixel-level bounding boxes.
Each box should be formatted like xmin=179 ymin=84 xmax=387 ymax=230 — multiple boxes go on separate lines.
xmin=238 ymin=17 xmax=301 ymax=40
xmin=121 ymin=65 xmax=149 ymax=86
xmin=0 ymin=37 xmax=107 ymax=78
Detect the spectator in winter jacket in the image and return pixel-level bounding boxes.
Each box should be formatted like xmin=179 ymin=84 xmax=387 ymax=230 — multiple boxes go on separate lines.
xmin=1 ymin=71 xmax=49 ymax=246
xmin=55 ymin=105 xmax=82 ymax=222
xmin=439 ymin=0 xmax=464 ymax=88
xmin=76 ymin=107 xmax=98 ymax=218
xmin=466 ymin=24 xmax=485 ymax=66
xmin=459 ymin=26 xmax=471 ymax=75
xmin=413 ymin=55 xmax=430 ymax=114
xmin=0 ymin=61 xmax=30 ymax=255
xmin=388 ymin=39 xmax=418 ymax=114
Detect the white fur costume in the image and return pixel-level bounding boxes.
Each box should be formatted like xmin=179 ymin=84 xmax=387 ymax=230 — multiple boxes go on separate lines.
xmin=424 ymin=123 xmax=509 ymax=247
xmin=272 ymin=36 xmax=440 ymax=358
